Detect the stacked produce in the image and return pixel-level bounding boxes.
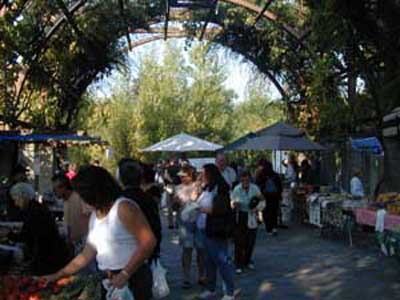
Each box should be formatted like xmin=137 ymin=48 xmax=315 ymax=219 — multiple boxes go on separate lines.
xmin=376 ymin=193 xmax=400 ymax=215
xmin=0 ymin=274 xmax=101 ymax=300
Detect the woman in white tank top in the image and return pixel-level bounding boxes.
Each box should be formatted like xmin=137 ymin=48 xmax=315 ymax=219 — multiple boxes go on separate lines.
xmin=43 ymin=166 xmax=156 ymax=300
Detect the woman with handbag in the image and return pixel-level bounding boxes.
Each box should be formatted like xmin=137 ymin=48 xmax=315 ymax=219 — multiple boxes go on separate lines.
xmin=231 ymin=171 xmax=265 ymax=274
xmin=174 ymin=165 xmax=206 ymax=289
xmin=197 ymin=164 xmax=235 ymax=300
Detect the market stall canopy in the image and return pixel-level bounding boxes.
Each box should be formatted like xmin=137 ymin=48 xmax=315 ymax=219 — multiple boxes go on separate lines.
xmin=350 ymin=137 xmax=383 ymax=155
xmin=0 ymin=132 xmax=103 ymax=144
xmin=223 ymin=122 xmax=307 ymax=152
xmin=232 ymin=122 xmax=324 ymax=151
xmin=222 ymin=132 xmax=256 ymax=152
xmin=236 ymin=134 xmax=325 ymax=151
xmin=255 ymin=121 xmax=304 ymax=138
xmin=141 ymin=133 xmax=223 ymax=152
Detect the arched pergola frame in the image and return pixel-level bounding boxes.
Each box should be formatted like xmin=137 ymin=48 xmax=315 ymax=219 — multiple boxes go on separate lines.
xmin=13 ymin=0 xmax=307 ymax=97
xmin=2 ymin=0 xmax=312 ymax=130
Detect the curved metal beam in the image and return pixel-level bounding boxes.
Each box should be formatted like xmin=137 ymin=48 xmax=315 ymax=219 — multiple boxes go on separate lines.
xmin=16 ymin=0 xmax=299 ymax=105
xmin=41 ymin=0 xmax=300 ymax=49
xmin=220 ymin=0 xmax=300 ymax=38
xmin=15 ymin=0 xmax=86 ymax=102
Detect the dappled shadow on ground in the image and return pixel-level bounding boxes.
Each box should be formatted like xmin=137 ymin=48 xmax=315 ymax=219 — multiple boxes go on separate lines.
xmin=161 ymin=218 xmax=400 ymax=300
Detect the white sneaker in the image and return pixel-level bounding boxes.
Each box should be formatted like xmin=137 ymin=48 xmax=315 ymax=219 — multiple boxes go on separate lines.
xmin=221 ymin=295 xmax=235 ymax=300
xmin=235 ymin=268 xmax=243 ymax=274
xmin=198 ymin=290 xmax=217 ymax=299
xmin=247 ymin=263 xmax=255 ymax=270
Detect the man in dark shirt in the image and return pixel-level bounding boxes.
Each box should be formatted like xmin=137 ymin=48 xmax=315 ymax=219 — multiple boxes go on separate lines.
xmin=117 ymin=158 xmax=162 ymax=260
xmin=117 ymin=158 xmax=162 ymax=300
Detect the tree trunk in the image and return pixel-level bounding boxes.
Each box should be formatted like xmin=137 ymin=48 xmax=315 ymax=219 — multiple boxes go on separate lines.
xmin=381 ymin=138 xmax=400 ymax=193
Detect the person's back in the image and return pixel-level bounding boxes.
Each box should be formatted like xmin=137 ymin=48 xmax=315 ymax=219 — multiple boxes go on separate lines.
xmin=122 ymin=187 xmax=162 ymax=260
xmin=351 ymin=176 xmax=365 ymax=198
xmin=117 ymin=159 xmax=162 ymax=261
xmin=20 ymin=201 xmax=69 ymax=275
xmin=166 ymin=163 xmax=181 ymax=186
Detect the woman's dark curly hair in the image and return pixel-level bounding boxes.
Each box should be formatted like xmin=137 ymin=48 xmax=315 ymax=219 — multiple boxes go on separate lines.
xmin=72 ymin=166 xmax=122 ymax=210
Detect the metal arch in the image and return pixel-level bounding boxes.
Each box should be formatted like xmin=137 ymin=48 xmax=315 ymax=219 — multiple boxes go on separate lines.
xmin=40 ymin=0 xmax=301 ymax=47
xmin=15 ymin=0 xmax=303 ymax=101
xmin=221 ymin=0 xmax=300 ymax=38
xmin=124 ymin=29 xmax=288 ymax=100
xmin=14 ymin=0 xmax=86 ymax=103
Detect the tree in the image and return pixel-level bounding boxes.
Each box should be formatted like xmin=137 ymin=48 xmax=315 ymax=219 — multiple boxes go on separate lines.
xmin=132 ymin=44 xmax=188 ymax=157
xmin=182 ymin=44 xmax=236 ymax=143
xmin=233 ymin=76 xmax=284 ymax=138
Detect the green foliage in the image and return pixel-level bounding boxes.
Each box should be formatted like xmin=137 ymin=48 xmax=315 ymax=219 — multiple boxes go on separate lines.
xmin=81 ymin=43 xmax=285 ymax=167
xmin=233 ymin=77 xmax=284 ymax=137
xmin=0 ymin=0 xmax=164 ymax=130
xmin=2 ymin=0 xmax=399 ymax=146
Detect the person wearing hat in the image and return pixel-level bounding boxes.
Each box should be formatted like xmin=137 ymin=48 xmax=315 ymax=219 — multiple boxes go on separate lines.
xmin=231 ymin=171 xmax=265 ymax=274
xmin=174 ymin=165 xmax=205 ymax=289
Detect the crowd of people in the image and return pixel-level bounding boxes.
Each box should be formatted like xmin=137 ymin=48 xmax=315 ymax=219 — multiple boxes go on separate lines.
xmin=152 ymin=154 xmax=288 ymax=300
xmin=0 ymin=152 xmax=325 ymax=300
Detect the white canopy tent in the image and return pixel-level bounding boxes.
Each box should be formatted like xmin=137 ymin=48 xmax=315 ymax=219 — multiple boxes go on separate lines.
xmin=141 ymin=133 xmax=223 ymax=152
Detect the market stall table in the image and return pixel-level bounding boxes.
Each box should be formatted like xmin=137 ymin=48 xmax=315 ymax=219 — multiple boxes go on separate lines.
xmin=355 ymin=208 xmax=400 ymax=230
xmin=307 ymin=193 xmax=369 ymax=246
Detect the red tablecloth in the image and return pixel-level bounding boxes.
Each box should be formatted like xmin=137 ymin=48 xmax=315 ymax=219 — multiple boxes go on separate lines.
xmin=355 ymin=208 xmax=400 ymax=230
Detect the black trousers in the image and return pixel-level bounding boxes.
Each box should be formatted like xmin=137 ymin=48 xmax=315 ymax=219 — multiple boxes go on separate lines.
xmin=234 ymin=211 xmax=258 ymax=268
xmin=263 ymin=198 xmax=280 ymax=233
xmin=100 ymin=263 xmax=153 ymax=300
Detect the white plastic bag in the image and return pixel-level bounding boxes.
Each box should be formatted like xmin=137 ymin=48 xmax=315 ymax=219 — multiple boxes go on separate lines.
xmin=247 ymin=212 xmax=258 ymax=229
xmin=180 ymin=202 xmax=199 ymax=222
xmin=151 ymin=260 xmax=170 ymax=299
xmin=102 ymin=279 xmax=134 ymax=300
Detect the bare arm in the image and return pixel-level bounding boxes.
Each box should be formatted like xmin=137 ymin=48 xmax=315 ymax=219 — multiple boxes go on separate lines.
xmin=44 ymin=243 xmax=96 ymax=281
xmin=111 ymin=201 xmax=156 ymax=288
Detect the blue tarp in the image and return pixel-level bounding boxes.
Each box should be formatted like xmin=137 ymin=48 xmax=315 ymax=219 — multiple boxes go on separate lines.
xmin=350 ymin=137 xmax=383 ymax=155
xmin=0 ymin=133 xmax=98 ymax=143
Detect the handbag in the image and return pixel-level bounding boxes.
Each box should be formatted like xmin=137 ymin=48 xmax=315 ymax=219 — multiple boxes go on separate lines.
xmin=180 ymin=202 xmax=199 ymax=222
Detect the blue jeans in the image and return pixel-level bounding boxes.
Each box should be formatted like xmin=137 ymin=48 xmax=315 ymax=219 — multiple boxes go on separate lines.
xmin=204 ymin=237 xmax=235 ymax=296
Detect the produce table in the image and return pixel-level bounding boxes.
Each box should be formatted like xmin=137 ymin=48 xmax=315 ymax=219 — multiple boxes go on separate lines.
xmin=0 ymin=274 xmax=101 ymax=300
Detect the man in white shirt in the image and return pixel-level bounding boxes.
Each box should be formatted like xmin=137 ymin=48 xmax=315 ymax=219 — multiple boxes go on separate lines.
xmin=215 ymin=154 xmax=237 ymax=189
xmin=350 ymin=169 xmax=365 ymax=198
xmin=52 ymin=174 xmax=91 ymax=252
